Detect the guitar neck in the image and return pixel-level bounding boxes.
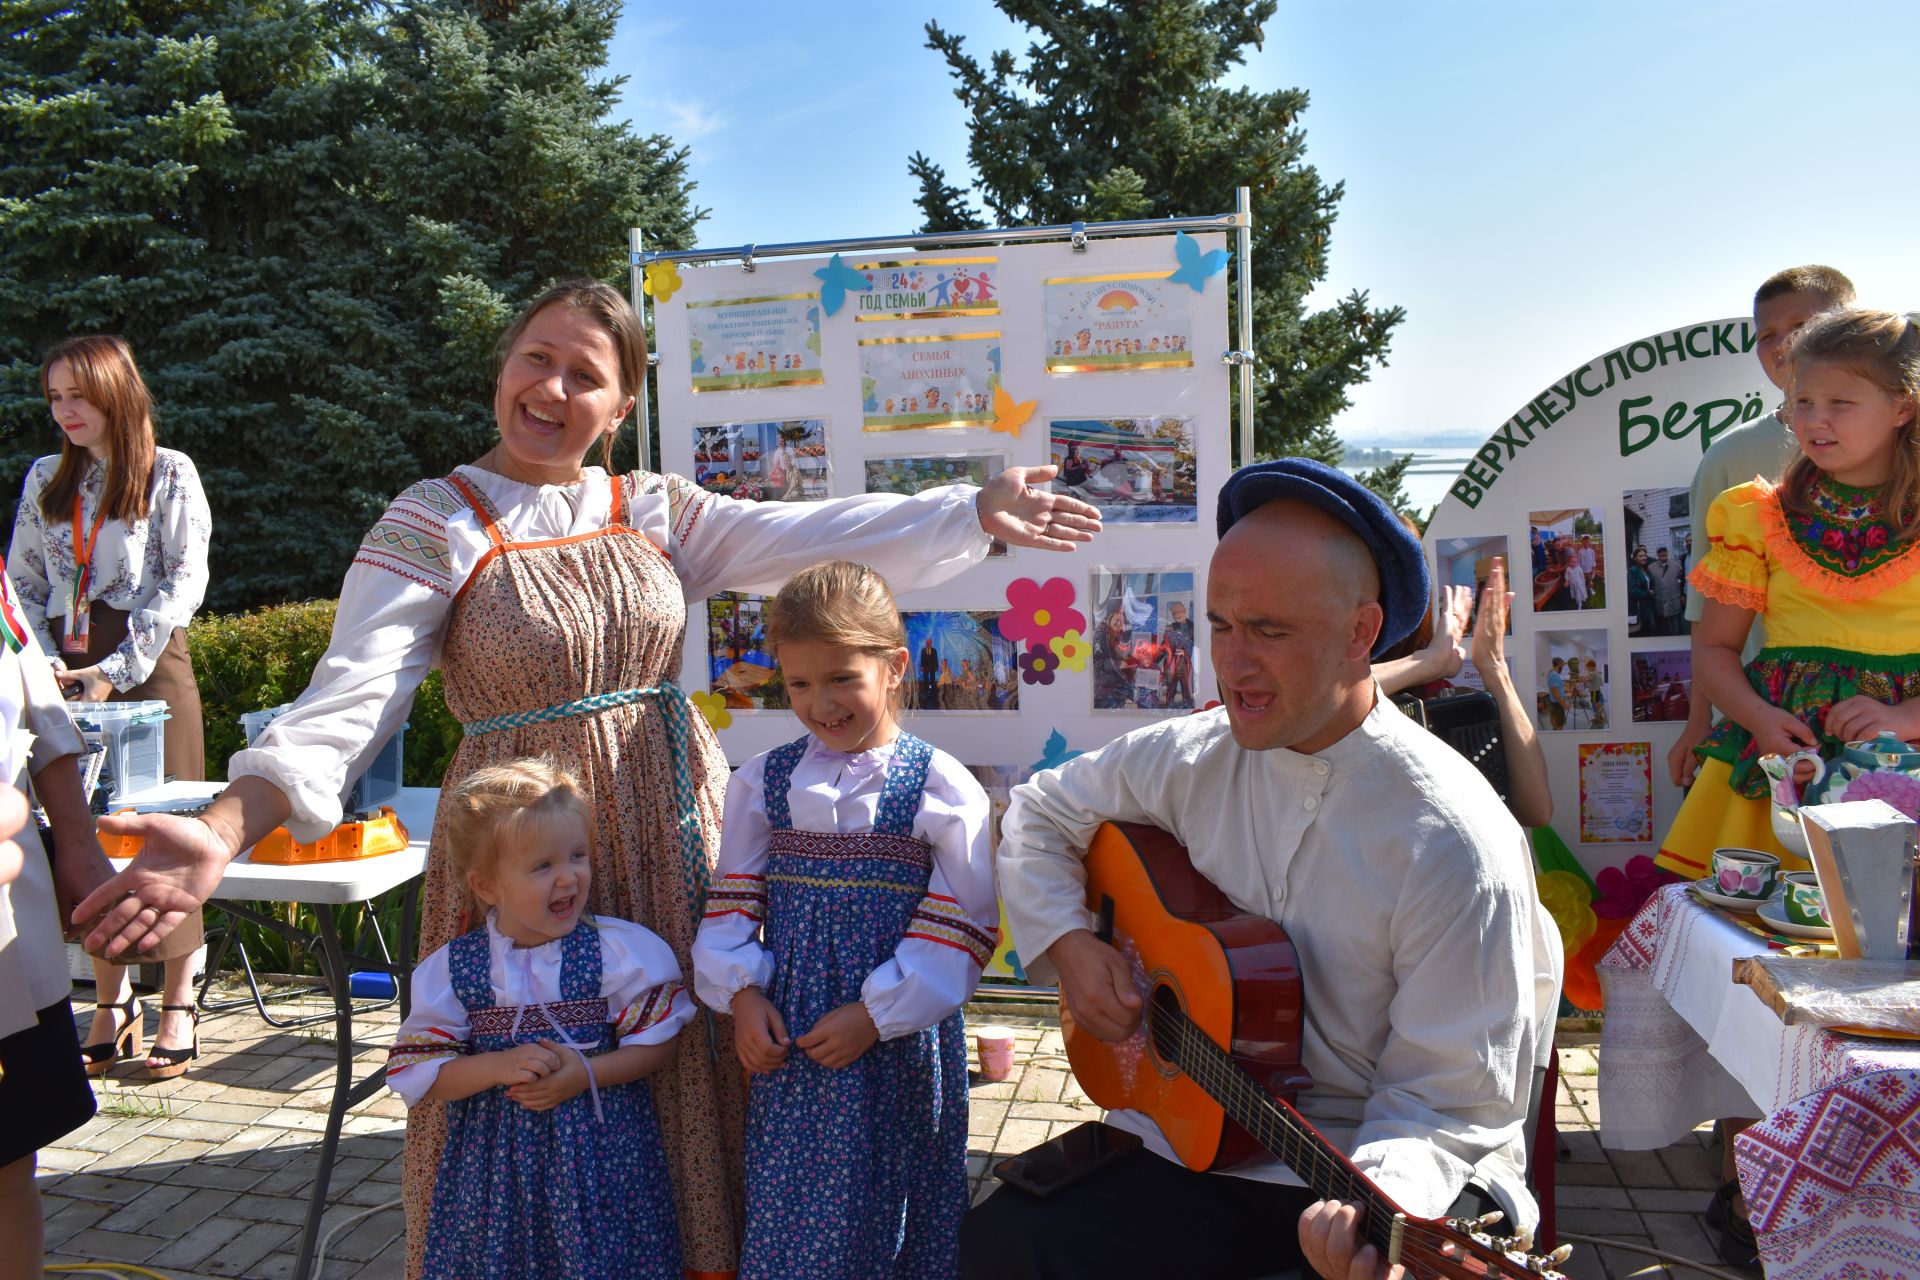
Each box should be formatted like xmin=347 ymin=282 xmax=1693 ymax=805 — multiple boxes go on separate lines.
xmin=1149 ymin=998 xmax=1402 ymax=1250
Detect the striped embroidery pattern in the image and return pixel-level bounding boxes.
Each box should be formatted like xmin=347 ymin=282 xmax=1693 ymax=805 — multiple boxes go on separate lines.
xmin=703 ymin=872 xmax=767 ymax=922
xmin=386 ymin=1026 xmax=468 ymax=1076
xmin=904 ymin=893 xmax=998 ymax=968
xmin=355 ymin=480 xmax=460 ymax=595
xmin=764 ymin=872 xmax=927 ymax=895
xmin=641 ymin=471 xmax=710 ymax=548
xmin=614 ymin=983 xmax=686 ymax=1039
xmin=469 ymin=997 xmax=608 ymax=1038
xmin=771 ymin=829 xmax=934 ymax=871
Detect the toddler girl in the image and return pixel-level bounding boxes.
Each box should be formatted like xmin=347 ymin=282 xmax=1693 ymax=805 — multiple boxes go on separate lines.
xmin=388 ymin=758 xmax=691 ymax=1279
xmin=693 ymin=561 xmax=998 ymax=1279
xmin=1660 ymin=310 xmax=1920 ymax=878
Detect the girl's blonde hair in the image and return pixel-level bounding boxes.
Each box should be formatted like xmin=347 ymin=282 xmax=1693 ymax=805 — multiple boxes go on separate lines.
xmin=441 ymin=756 xmax=593 ymax=927
xmin=38 ymin=335 xmax=158 ymax=524
xmin=1779 ymin=309 xmax=1920 ymax=542
xmin=765 ymin=561 xmax=908 ymax=657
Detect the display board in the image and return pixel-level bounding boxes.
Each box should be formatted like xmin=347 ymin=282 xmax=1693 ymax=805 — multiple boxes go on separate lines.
xmin=650 ymin=234 xmax=1232 ymax=785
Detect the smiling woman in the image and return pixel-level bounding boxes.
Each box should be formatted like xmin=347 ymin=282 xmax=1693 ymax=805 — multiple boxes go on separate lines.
xmin=75 ymin=278 xmax=1102 ymax=1278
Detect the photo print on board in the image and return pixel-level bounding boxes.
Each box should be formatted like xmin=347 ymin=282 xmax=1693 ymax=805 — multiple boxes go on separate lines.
xmin=706 ymin=593 xmax=784 ymax=710
xmin=865 ymin=452 xmax=1010 ymax=556
xmin=693 ymin=420 xmax=830 ymax=503
xmin=904 ymin=611 xmax=1020 ymax=713
xmin=1535 ymin=628 xmax=1610 ymax=732
xmin=1622 ymin=487 xmax=1693 ymax=637
xmin=1630 ymin=648 xmax=1693 ymax=724
xmin=1527 ymin=508 xmax=1607 ymax=614
xmin=1089 ymin=568 xmax=1198 ymax=712
xmin=1434 ymin=533 xmax=1512 ymax=636
xmin=688 ymin=292 xmax=823 ymax=393
xmin=1049 ymin=418 xmax=1198 ymax=524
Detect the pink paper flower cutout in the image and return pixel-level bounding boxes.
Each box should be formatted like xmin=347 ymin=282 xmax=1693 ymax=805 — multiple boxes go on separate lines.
xmin=1018 ymin=644 xmax=1058 ymax=686
xmin=1048 ymin=629 xmax=1090 ymax=673
xmin=1593 ymin=854 xmax=1681 ymax=919
xmin=1001 ymin=577 xmax=1087 ymax=649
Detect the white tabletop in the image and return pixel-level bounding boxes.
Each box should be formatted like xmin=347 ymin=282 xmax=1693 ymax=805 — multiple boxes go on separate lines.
xmin=108 ymin=784 xmax=435 ymax=906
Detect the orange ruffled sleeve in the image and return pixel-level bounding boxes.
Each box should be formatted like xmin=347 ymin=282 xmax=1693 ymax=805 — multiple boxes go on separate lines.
xmin=1689 ymin=480 xmax=1771 ymax=613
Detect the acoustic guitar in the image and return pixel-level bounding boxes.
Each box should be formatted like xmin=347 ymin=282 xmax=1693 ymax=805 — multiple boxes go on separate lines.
xmin=1060 ymin=821 xmax=1569 ymax=1280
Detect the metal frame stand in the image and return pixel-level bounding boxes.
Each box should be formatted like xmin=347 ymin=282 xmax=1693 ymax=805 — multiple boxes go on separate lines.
xmin=197 ymin=901 xmax=402 ymax=1029
xmin=630 ymin=187 xmax=1259 ymax=471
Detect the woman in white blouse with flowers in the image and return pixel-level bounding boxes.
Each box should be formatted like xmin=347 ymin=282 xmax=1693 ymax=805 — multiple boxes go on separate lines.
xmin=7 ymin=335 xmax=212 ymax=1081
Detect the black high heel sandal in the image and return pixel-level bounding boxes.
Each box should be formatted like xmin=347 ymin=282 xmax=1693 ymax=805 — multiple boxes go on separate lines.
xmin=81 ymin=996 xmax=142 ymax=1077
xmin=144 ymin=1004 xmax=200 ymax=1081
xmin=1704 ymin=1178 xmax=1760 ymax=1268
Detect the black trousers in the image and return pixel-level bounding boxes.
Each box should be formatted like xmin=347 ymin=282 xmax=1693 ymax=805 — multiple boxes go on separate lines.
xmin=959 ymin=1146 xmax=1498 ymax=1280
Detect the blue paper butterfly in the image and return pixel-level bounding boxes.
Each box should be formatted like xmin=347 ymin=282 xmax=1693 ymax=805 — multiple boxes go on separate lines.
xmin=1167 ymin=230 xmax=1229 ymax=292
xmin=813 ymin=253 xmax=870 ymax=316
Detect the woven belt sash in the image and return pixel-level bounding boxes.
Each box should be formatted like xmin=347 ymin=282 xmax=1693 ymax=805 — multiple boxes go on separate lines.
xmin=462 ymin=683 xmax=710 ymax=920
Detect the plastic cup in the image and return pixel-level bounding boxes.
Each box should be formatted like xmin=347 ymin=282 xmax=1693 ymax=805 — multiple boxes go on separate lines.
xmin=975 ymin=1025 xmax=1017 ymax=1082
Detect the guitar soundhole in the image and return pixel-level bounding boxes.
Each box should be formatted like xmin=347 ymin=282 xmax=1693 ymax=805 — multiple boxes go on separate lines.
xmin=1148 ymin=982 xmax=1183 ymax=1074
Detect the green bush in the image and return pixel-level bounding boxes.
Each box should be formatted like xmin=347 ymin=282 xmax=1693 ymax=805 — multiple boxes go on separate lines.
xmin=183 ymin=599 xmax=462 ymax=976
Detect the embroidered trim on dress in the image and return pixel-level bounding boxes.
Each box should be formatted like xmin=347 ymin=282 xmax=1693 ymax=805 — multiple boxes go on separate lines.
xmin=1754 ymin=478 xmax=1920 ymax=601
xmin=764 ymin=872 xmax=928 ymax=895
xmin=356 ymin=480 xmax=459 ymax=594
xmin=1688 ymin=559 xmax=1768 ymax=613
xmin=386 ymin=1026 xmax=468 ymax=1075
xmin=470 ymin=997 xmax=609 ymax=1037
xmin=766 ymin=829 xmax=934 ymax=869
xmin=702 ymin=873 xmax=767 ymax=922
xmin=903 ymin=893 xmax=997 ymax=968
xmin=613 ymin=983 xmax=685 ymax=1039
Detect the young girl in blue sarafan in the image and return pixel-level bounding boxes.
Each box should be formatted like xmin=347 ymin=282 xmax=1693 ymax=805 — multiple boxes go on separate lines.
xmin=693 ymin=561 xmax=999 ymax=1280
xmin=387 ymin=758 xmax=692 ymax=1280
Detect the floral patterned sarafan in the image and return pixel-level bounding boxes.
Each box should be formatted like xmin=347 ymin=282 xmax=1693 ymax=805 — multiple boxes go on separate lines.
xmin=1783 ymin=477 xmax=1902 ymax=577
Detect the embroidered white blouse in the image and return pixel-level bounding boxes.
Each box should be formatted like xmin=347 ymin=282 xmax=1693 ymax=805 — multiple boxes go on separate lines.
xmin=691 ymin=736 xmax=998 ymax=1042
xmin=229 ymin=465 xmax=993 ymax=841
xmin=7 ymin=449 xmax=213 ymax=691
xmin=386 ymin=913 xmax=695 ymax=1107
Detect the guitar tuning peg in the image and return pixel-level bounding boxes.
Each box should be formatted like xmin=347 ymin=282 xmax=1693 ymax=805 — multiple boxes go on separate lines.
xmin=1545 ymin=1243 xmax=1574 ymax=1265
xmin=1475 ymin=1210 xmax=1506 ymax=1228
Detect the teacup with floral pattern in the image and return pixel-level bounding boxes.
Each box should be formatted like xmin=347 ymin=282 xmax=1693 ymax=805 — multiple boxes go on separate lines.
xmin=1710 ymin=847 xmax=1781 ymax=901
xmin=1781 ymin=871 xmax=1829 ymax=928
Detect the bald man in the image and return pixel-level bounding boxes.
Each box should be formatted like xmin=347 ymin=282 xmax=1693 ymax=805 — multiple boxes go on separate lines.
xmin=963 ymin=465 xmax=1560 ymax=1280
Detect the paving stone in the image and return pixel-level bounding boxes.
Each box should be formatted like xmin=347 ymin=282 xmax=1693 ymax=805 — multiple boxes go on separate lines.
xmin=1606 ymin=1146 xmax=1676 ymax=1189
xmin=145 ymin=1213 xmax=254 ymax=1269
xmin=35 ymin=1145 xmax=105 ymax=1173
xmin=1007 ymin=1100 xmax=1094 ymax=1122
xmin=1557 ymin=1159 xmax=1622 ymax=1186
xmin=52 ymin=1226 xmax=165 ymax=1263
xmin=39 ymin=1197 xmax=111 ymax=1249
xmin=1558 ymin=1205 xmax=1648 ymax=1237
xmin=167 ymin=1158 xmax=272 ymax=1192
xmin=1656 ymin=1141 xmax=1722 ymax=1191
xmin=97 ymin=1181 xmax=196 ymax=1232
xmin=321 ymin=1202 xmax=406 ymax=1262
xmin=995 ymin=1118 xmax=1052 ymax=1154
xmin=347 ymin=1244 xmax=409 ymax=1279
xmin=1558 ymin=1183 xmax=1633 ymax=1210
xmin=55 ymin=1172 xmax=152 ymax=1204
xmin=1642 ymin=1209 xmax=1721 ymax=1264
xmin=198 ymin=1223 xmax=300 ymax=1277
xmin=226 ymin=1191 xmax=313 ymax=1225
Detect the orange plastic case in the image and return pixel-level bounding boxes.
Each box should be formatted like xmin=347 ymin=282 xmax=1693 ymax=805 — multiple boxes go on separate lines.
xmin=100 ymin=808 xmax=410 ymax=865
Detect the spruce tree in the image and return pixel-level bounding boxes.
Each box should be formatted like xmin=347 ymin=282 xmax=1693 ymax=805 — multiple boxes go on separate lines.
xmin=916 ymin=0 xmax=1402 ymax=464
xmin=0 ymin=0 xmax=698 ymax=610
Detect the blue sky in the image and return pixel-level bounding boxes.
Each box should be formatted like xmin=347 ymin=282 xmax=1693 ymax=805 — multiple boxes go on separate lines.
xmin=609 ymin=1 xmax=1920 ymax=440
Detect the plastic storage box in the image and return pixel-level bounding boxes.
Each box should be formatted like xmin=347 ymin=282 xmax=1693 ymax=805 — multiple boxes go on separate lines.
xmin=239 ymin=702 xmax=408 ymax=814
xmin=70 ymin=700 xmax=170 ymax=804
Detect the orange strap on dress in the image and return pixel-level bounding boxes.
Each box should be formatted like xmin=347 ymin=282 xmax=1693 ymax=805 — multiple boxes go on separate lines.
xmin=445 ymin=474 xmax=507 ymax=548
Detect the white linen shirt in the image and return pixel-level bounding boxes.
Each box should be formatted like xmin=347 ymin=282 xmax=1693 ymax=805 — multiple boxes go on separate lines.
xmin=229 ymin=466 xmax=992 ymax=840
xmin=8 ymin=450 xmax=213 ymax=690
xmin=997 ymin=698 xmax=1561 ymax=1235
xmin=691 ymin=736 xmax=998 ymax=1041
xmin=386 ymin=912 xmax=695 ymax=1106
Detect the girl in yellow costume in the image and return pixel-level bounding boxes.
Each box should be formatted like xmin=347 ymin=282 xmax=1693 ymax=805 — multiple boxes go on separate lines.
xmin=1659 ymin=310 xmax=1920 ymax=880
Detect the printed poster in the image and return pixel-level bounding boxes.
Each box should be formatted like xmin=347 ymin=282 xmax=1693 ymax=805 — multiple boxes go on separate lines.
xmin=688 ymin=292 xmax=823 ymax=392
xmin=692 ymin=420 xmax=830 ymax=502
xmin=852 ymin=256 xmax=1000 ymax=322
xmin=706 ymin=594 xmax=784 ymax=710
xmin=1050 ymin=418 xmax=1198 ymax=524
xmin=860 ymin=332 xmax=1000 ymax=431
xmin=1045 ymin=274 xmax=1195 ymax=373
xmin=1089 ymin=568 xmax=1199 ymax=712
xmin=1578 ymin=742 xmax=1653 ymax=844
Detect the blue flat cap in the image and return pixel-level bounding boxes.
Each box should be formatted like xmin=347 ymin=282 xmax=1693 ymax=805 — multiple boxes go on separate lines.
xmin=1216 ymin=457 xmax=1429 ymax=658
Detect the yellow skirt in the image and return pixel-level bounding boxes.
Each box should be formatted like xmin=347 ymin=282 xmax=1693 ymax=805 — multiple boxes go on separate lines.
xmin=1655 ymin=756 xmax=1810 ymax=880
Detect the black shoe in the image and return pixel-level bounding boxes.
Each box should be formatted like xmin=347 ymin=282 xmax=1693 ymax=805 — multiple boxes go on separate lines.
xmin=1704 ymin=1179 xmax=1760 ymax=1268
xmin=81 ymin=996 xmax=141 ymax=1076
xmin=144 ymin=1004 xmax=200 ymax=1081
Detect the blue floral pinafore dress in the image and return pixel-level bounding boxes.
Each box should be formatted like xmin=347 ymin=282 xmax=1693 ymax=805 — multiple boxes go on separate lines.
xmin=422 ymin=918 xmax=681 ymax=1280
xmin=740 ymin=734 xmax=970 ymax=1280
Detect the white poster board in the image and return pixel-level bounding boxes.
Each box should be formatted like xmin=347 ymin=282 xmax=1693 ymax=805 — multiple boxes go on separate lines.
xmin=1425 ymin=315 xmax=1774 ymax=878
xmin=650 ymin=233 xmax=1232 ymax=776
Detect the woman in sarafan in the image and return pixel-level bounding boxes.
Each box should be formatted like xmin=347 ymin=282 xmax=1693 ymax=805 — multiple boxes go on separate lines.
xmin=78 ymin=280 xmax=1100 ymax=1279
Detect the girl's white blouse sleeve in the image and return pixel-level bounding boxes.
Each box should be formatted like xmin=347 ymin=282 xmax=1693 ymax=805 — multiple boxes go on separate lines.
xmin=600 ymin=917 xmax=697 ymax=1046
xmin=861 ymin=749 xmax=999 ymax=1041
xmin=690 ymin=753 xmax=775 ymax=1010
xmin=627 ymin=472 xmax=993 ymax=602
xmin=386 ymin=943 xmax=468 ymax=1107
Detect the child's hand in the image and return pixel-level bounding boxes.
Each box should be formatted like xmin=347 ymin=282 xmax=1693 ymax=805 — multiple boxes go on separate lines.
xmin=1824 ymin=696 xmax=1914 ymax=744
xmin=1749 ymin=706 xmax=1819 ymax=761
xmin=507 ymin=1040 xmax=589 ymax=1111
xmin=730 ymin=987 xmax=791 ymax=1074
xmin=491 ymin=1042 xmax=562 ymax=1089
xmin=796 ymin=1001 xmax=879 ymax=1070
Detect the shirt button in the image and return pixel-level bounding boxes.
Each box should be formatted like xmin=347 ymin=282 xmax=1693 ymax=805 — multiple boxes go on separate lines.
xmin=1313 ymin=761 xmax=1329 ymax=776
xmin=1304 ymin=796 xmax=1318 ymax=812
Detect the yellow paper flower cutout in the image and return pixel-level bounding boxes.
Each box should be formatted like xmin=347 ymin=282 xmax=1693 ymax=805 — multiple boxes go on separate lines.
xmin=1536 ymin=870 xmax=1597 ymax=956
xmin=1048 ymin=629 xmax=1089 ymax=673
xmin=990 ymin=385 xmax=1037 ymax=437
xmin=643 ymin=259 xmax=684 ymax=303
xmin=689 ymin=689 xmax=732 ymax=730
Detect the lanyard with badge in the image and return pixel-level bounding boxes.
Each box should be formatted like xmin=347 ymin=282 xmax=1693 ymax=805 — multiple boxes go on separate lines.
xmin=63 ymin=491 xmax=108 ymax=655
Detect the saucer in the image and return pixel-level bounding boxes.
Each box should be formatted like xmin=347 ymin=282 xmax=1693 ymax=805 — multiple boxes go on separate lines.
xmin=1757 ymin=898 xmax=1834 ymax=939
xmin=1692 ymin=877 xmax=1779 ymax=913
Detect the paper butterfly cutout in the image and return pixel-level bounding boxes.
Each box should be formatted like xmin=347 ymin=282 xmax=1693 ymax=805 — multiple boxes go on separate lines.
xmin=990 ymin=385 xmax=1036 ymax=437
xmin=812 ymin=253 xmax=870 ymax=316
xmin=642 ymin=259 xmax=683 ymax=303
xmin=1167 ymin=230 xmax=1228 ymax=293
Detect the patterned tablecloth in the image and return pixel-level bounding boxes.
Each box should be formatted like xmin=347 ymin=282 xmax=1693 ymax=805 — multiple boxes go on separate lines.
xmin=1598 ymin=882 xmax=1920 ymax=1277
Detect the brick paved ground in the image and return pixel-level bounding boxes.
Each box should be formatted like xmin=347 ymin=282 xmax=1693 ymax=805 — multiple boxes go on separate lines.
xmin=37 ymin=986 xmax=1748 ymax=1279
